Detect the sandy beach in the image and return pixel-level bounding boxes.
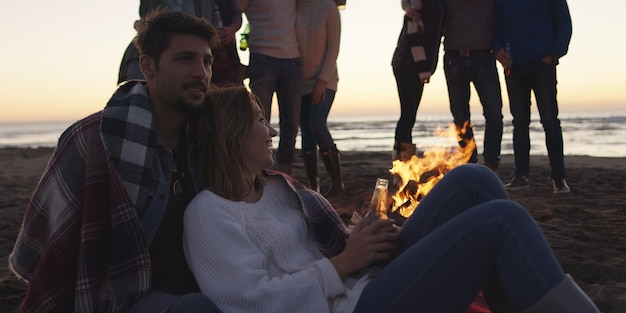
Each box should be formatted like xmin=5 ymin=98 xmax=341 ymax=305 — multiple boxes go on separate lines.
xmin=1 ymin=147 xmax=625 ymax=312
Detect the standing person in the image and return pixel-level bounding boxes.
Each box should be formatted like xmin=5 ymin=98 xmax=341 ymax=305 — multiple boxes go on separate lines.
xmin=494 ymin=0 xmax=573 ymax=193
xmin=118 ymin=0 xmax=245 ymax=86
xmin=296 ymin=0 xmax=344 ymax=197
xmin=241 ymin=0 xmax=303 ymax=175
xmin=10 ymin=9 xmax=223 ymax=312
xmin=207 ymin=0 xmax=247 ymax=85
xmin=443 ymin=0 xmax=504 ymax=171
xmin=182 ymin=85 xmax=599 ymax=313
xmin=391 ymin=0 xmax=444 ymax=161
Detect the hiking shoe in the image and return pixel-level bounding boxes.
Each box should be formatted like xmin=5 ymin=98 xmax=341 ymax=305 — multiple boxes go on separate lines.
xmin=505 ymin=176 xmax=529 ymax=190
xmin=552 ymin=178 xmax=571 ymax=194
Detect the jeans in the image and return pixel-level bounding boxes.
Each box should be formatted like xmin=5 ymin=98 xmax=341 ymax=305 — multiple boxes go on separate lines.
xmin=505 ymin=60 xmax=566 ymax=179
xmin=393 ymin=66 xmax=425 ymax=144
xmin=444 ymin=53 xmax=504 ymax=165
xmin=354 ymin=164 xmax=565 ymax=312
xmin=300 ymin=89 xmax=336 ymax=151
xmin=248 ymin=53 xmax=303 ymax=167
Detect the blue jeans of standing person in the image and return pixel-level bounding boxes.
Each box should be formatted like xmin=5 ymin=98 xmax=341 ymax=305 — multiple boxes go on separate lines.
xmin=300 ymin=89 xmax=336 ymax=151
xmin=505 ymin=60 xmax=566 ymax=180
xmin=444 ymin=52 xmax=504 ymax=165
xmin=248 ymin=53 xmax=303 ymax=169
xmin=393 ymin=66 xmax=426 ymax=144
xmin=354 ymin=164 xmax=566 ymax=312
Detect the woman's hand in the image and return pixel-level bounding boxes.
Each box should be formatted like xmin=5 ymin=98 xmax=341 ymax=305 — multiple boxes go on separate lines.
xmin=330 ymin=219 xmax=399 ymax=279
xmin=311 ymin=79 xmax=328 ymax=104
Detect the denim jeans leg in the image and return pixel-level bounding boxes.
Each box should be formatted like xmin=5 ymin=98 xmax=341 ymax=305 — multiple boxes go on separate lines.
xmin=300 ymin=94 xmax=316 ymax=152
xmin=398 ymin=164 xmax=508 ymax=247
xmin=393 ymin=66 xmax=425 ymax=144
xmin=444 ymin=54 xmax=472 ymax=128
xmin=308 ymin=89 xmax=336 ymax=149
xmin=354 ymin=199 xmax=565 ymax=312
xmin=473 ymin=56 xmax=504 ymax=165
xmin=275 ymin=58 xmax=303 ymax=166
xmin=248 ymin=53 xmax=278 ymax=121
xmin=532 ymin=62 xmax=566 ymax=179
xmin=505 ymin=65 xmax=533 ymax=178
xmin=444 ymin=54 xmax=478 ymax=163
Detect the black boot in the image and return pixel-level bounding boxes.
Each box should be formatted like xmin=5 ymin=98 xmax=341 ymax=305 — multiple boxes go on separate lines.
xmin=302 ymin=149 xmax=319 ymax=192
xmin=320 ymin=145 xmax=345 ymax=197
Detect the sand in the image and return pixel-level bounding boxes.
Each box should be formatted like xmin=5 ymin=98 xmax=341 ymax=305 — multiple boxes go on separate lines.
xmin=1 ymin=147 xmax=625 ymax=312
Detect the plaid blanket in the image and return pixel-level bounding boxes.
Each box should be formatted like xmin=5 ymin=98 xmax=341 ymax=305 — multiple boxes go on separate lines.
xmin=268 ymin=170 xmax=349 ymax=257
xmin=9 ymin=81 xmax=160 ymax=312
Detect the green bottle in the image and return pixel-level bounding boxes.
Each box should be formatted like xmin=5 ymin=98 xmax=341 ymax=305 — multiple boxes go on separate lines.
xmin=239 ymin=23 xmax=250 ymax=51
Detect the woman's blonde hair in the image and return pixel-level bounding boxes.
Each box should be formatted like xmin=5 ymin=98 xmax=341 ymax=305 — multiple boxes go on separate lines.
xmin=195 ymin=85 xmax=265 ymax=200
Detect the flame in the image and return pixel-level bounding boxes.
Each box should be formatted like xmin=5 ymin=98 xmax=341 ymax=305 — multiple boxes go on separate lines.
xmin=388 ymin=121 xmax=476 ymax=218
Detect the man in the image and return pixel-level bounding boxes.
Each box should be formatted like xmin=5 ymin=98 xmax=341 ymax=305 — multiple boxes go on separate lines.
xmin=240 ymin=0 xmax=303 ymax=174
xmin=118 ymin=0 xmax=245 ymax=86
xmin=494 ymin=0 xmax=573 ymax=193
xmin=442 ymin=0 xmax=504 ymax=171
xmin=10 ymin=9 xmax=222 ymax=312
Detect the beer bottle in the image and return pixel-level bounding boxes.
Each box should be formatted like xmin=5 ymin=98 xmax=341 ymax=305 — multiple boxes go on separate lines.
xmin=239 ymin=23 xmax=250 ymax=51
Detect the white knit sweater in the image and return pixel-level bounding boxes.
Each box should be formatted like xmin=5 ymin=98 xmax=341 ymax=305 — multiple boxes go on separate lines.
xmin=183 ymin=176 xmax=370 ymax=313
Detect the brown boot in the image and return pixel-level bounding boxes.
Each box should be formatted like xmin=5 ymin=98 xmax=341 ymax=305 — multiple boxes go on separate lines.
xmin=392 ymin=142 xmax=416 ymax=161
xmin=302 ymin=149 xmax=319 ymax=192
xmin=320 ymin=145 xmax=345 ymax=197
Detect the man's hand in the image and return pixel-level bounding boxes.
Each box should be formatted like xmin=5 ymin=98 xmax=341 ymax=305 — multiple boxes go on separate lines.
xmin=496 ymin=48 xmax=512 ymax=69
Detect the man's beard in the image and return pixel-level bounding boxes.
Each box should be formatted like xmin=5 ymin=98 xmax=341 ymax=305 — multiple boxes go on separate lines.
xmin=171 ymin=97 xmax=205 ymax=115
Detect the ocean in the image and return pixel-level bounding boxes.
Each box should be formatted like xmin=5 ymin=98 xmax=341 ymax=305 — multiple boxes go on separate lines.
xmin=2 ymin=111 xmax=626 ymax=158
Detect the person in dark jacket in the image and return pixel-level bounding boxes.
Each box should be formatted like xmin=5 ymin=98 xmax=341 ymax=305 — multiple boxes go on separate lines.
xmin=391 ymin=0 xmax=444 ymax=161
xmin=494 ymin=0 xmax=573 ymax=194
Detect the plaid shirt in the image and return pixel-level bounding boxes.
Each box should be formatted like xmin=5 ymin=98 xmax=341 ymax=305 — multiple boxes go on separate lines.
xmin=271 ymin=170 xmax=349 ymax=257
xmin=9 ymin=81 xmax=173 ymax=312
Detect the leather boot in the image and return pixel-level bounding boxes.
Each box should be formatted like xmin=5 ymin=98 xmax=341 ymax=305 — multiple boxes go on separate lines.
xmin=302 ymin=149 xmax=319 ymax=192
xmin=320 ymin=145 xmax=345 ymax=197
xmin=522 ymin=274 xmax=600 ymax=313
xmin=392 ymin=142 xmax=417 ymax=162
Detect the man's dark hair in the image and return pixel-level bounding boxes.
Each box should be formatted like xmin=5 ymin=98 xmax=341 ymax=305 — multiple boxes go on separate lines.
xmin=134 ymin=7 xmax=219 ymax=66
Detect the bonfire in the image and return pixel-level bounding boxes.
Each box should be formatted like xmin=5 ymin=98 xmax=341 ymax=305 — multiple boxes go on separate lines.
xmin=355 ymin=122 xmax=476 ymax=226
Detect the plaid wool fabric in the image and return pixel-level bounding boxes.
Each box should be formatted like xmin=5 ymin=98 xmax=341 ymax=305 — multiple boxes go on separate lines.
xmin=9 ymin=81 xmax=160 ymax=312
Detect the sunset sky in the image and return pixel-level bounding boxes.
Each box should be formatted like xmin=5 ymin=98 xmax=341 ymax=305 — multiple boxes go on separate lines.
xmin=0 ymin=1 xmax=624 ymax=122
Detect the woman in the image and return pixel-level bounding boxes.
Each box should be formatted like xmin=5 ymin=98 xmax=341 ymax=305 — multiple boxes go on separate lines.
xmin=296 ymin=0 xmax=344 ymax=197
xmin=391 ymin=0 xmax=444 ymax=161
xmin=184 ymin=86 xmax=599 ymax=312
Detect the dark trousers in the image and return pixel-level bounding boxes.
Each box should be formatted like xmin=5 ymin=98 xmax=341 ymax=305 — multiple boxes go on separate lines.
xmin=444 ymin=52 xmax=504 ymax=165
xmin=505 ymin=60 xmax=566 ymax=179
xmin=393 ymin=66 xmax=425 ymax=144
